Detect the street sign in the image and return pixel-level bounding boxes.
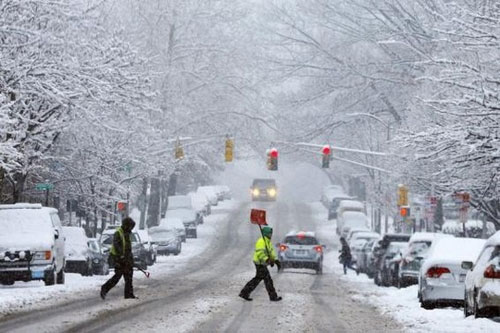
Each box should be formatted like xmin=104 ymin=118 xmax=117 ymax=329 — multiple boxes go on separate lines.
xmin=225 ymin=138 xmax=234 ymax=162
xmin=36 ymin=183 xmax=54 ymax=191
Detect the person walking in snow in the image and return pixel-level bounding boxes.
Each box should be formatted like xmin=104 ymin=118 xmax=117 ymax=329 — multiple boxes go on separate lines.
xmin=101 ymin=217 xmax=138 ymax=299
xmin=339 ymin=236 xmax=354 ymax=274
xmin=239 ymin=226 xmax=282 ymax=302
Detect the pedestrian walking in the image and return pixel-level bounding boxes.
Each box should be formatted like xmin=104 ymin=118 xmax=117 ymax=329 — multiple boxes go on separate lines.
xmin=239 ymin=226 xmax=282 ymax=301
xmin=100 ymin=217 xmax=138 ymax=299
xmin=339 ymin=236 xmax=355 ymax=274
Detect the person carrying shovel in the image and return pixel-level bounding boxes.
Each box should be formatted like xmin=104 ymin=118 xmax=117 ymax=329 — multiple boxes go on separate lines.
xmin=239 ymin=215 xmax=282 ymax=302
xmin=100 ymin=217 xmax=139 ymax=300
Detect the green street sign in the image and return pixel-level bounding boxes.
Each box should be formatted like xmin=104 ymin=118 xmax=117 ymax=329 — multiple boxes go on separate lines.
xmin=36 ymin=183 xmax=54 ymax=191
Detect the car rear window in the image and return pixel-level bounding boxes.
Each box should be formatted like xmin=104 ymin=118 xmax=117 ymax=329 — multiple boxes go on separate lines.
xmin=284 ymin=236 xmax=318 ymax=245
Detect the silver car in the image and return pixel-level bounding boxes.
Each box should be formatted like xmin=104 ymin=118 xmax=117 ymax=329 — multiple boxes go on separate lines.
xmin=463 ymin=232 xmax=500 ymax=318
xmin=418 ymin=237 xmax=485 ymax=309
xmin=277 ymin=231 xmax=324 ymax=274
xmin=149 ymin=227 xmax=182 ymax=256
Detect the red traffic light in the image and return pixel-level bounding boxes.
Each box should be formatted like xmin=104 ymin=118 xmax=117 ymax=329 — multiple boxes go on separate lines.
xmin=269 ymin=148 xmax=278 ymax=158
xmin=322 ymin=145 xmax=331 ymax=155
xmin=400 ymin=207 xmax=410 ymax=217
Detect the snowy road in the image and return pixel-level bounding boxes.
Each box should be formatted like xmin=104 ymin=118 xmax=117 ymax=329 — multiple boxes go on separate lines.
xmin=0 ymin=200 xmax=401 ymax=333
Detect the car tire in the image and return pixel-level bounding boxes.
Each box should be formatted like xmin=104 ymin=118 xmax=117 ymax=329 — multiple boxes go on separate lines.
xmin=374 ymin=271 xmax=381 ymax=286
xmin=0 ymin=279 xmax=14 ymax=286
xmin=474 ymin=291 xmax=486 ymax=318
xmin=421 ymin=299 xmax=434 ymax=310
xmin=56 ymin=268 xmax=65 ymax=284
xmin=44 ymin=269 xmax=56 ymax=286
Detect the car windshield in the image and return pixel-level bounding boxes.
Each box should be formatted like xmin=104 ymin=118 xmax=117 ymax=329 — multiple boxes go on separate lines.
xmin=408 ymin=241 xmax=431 ymax=257
xmin=388 ymin=242 xmax=407 ymax=255
xmin=252 ymin=179 xmax=275 ymax=187
xmin=88 ymin=240 xmax=100 ymax=252
xmin=284 ymin=236 xmax=318 ymax=245
xmin=150 ymin=230 xmax=176 ymax=242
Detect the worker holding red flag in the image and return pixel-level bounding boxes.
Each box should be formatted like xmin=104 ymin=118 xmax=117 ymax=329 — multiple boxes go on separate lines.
xmin=239 ymin=225 xmax=282 ymax=302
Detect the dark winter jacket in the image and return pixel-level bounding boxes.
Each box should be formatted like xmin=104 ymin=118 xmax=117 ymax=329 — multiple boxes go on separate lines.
xmin=339 ymin=242 xmax=352 ymax=263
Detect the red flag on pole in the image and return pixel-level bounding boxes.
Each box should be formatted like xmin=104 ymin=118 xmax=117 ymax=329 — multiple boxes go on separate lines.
xmin=250 ymin=209 xmax=267 ymax=225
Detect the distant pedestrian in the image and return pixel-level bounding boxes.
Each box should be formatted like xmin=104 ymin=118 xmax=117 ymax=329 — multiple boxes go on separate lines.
xmin=239 ymin=226 xmax=282 ymax=302
xmin=101 ymin=217 xmax=137 ymax=299
xmin=339 ymin=237 xmax=355 ymax=274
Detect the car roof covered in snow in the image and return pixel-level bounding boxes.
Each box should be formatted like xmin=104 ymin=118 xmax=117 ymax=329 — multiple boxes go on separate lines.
xmin=338 ymin=200 xmax=364 ymax=209
xmin=136 ymin=229 xmax=150 ymax=243
xmin=285 ymin=231 xmax=316 ymax=238
xmin=485 ymin=231 xmax=500 ymax=247
xmin=160 ymin=217 xmax=185 ymax=229
xmin=342 ymin=211 xmax=368 ymax=220
xmin=62 ymin=226 xmax=88 ymax=243
xmin=409 ymin=232 xmax=452 ymax=244
xmin=422 ymin=237 xmax=486 ymax=273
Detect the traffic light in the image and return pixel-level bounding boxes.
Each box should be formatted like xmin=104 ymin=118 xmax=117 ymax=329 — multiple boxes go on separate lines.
xmin=321 ymin=145 xmax=331 ymax=168
xmin=400 ymin=206 xmax=410 ymax=217
xmin=175 ymin=144 xmax=184 ymax=160
xmin=225 ymin=138 xmax=234 ymax=162
xmin=267 ymin=148 xmax=278 ymax=171
xmin=397 ymin=184 xmax=409 ymax=206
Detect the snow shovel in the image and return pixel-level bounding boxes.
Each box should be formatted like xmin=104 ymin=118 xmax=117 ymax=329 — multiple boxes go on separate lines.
xmin=136 ymin=267 xmax=150 ymax=278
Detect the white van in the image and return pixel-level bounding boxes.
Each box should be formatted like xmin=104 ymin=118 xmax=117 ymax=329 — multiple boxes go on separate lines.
xmin=336 ymin=200 xmax=366 ymax=234
xmin=340 ymin=211 xmax=369 ymax=239
xmin=0 ymin=203 xmax=65 ymax=285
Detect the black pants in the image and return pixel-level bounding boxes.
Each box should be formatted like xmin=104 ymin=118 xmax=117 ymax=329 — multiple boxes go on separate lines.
xmin=240 ymin=264 xmax=277 ymax=299
xmin=101 ymin=263 xmax=134 ymax=298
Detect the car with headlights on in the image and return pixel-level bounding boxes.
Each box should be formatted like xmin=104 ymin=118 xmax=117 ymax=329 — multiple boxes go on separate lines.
xmin=250 ymin=178 xmax=277 ymax=202
xmin=149 ymin=227 xmax=182 ymax=255
xmin=0 ymin=203 xmax=66 ymax=286
xmin=63 ymin=226 xmax=93 ymax=276
xmin=277 ymin=231 xmax=324 ymax=274
xmin=463 ymin=231 xmax=500 ymax=318
xmin=418 ymin=237 xmax=485 ymax=309
xmin=87 ymin=238 xmax=109 ymax=275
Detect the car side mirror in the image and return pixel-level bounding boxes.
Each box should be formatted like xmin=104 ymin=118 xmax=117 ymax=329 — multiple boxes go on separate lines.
xmin=461 ymin=261 xmax=473 ymax=270
xmin=54 ymin=229 xmax=60 ymax=240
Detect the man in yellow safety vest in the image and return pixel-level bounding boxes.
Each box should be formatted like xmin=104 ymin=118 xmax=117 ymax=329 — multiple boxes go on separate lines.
xmin=100 ymin=217 xmax=137 ymax=299
xmin=239 ymin=226 xmax=282 ymax=301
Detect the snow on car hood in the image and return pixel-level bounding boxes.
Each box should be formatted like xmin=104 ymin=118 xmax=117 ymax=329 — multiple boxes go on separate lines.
xmin=0 ymin=233 xmax=54 ymax=252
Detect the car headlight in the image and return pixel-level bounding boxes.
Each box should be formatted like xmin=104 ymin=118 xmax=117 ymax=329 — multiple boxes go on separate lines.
xmin=93 ymin=258 xmax=100 ymax=264
xmin=34 ymin=251 xmax=52 ymax=260
xmin=252 ymin=188 xmax=260 ymax=196
xmin=268 ymin=188 xmax=276 ymax=197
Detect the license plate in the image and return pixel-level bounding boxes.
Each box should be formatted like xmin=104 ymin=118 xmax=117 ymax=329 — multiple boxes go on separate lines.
xmin=31 ymin=271 xmax=44 ymax=279
xmin=459 ymin=274 xmax=466 ymax=282
xmin=294 ymin=250 xmax=307 ymax=256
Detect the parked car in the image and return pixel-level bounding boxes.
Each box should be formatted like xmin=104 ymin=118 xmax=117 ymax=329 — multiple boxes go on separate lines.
xmin=87 ymin=238 xmax=109 ymax=275
xmin=250 ymin=178 xmax=277 ymax=202
xmin=349 ymin=232 xmax=379 ymax=266
xmin=137 ymin=230 xmax=157 ymax=266
xmin=337 ymin=200 xmax=366 ymax=235
xmin=375 ymin=241 xmax=408 ymax=287
xmin=339 ymin=212 xmax=369 ymax=239
xmin=356 ymin=238 xmax=379 ymax=276
xmin=149 ymin=226 xmax=182 ymax=256
xmin=463 ymin=231 xmax=500 ymax=318
xmin=168 ymin=195 xmax=203 ymax=224
xmin=63 ymin=226 xmax=93 ymax=276
xmin=371 ymin=234 xmax=411 ymax=284
xmin=320 ymin=185 xmax=345 ymax=208
xmin=197 ymin=186 xmax=219 ymax=206
xmin=398 ymin=232 xmax=451 ymax=288
xmin=0 ymin=203 xmax=66 ymax=286
xmin=347 ymin=229 xmax=376 ymax=243
xmin=160 ymin=217 xmax=187 ymax=242
xmin=189 ymin=192 xmax=211 ymax=216
xmin=418 ymin=237 xmax=485 ymax=309
xmin=328 ymin=195 xmax=355 ymax=220
xmin=216 ymin=185 xmax=232 ymax=200
xmin=277 ymin=231 xmax=324 ymax=274
xmin=100 ymin=230 xmax=148 ymax=270
xmin=165 ymin=209 xmax=197 ymax=239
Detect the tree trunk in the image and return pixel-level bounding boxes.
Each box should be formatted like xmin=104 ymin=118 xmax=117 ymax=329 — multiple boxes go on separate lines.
xmin=147 ymin=178 xmax=160 ymax=228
